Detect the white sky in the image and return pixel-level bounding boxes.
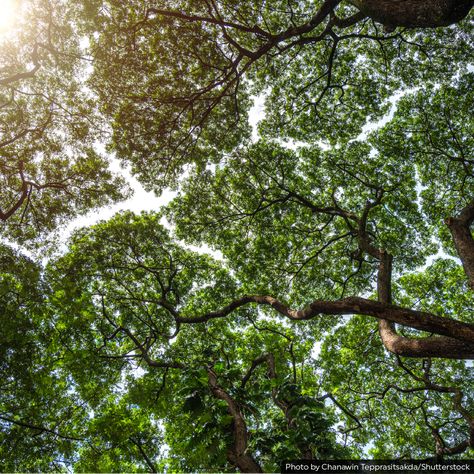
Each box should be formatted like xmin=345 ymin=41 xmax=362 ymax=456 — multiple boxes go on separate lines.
xmin=63 ymin=160 xmax=176 ymax=235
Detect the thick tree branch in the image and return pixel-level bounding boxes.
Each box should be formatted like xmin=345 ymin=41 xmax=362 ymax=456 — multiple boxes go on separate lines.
xmin=348 ymin=0 xmax=474 ymax=29
xmin=207 ymin=368 xmax=262 ymax=473
xmin=0 ymin=182 xmax=29 ymax=221
xmin=175 ymin=295 xmax=474 ymax=353
xmin=375 ymin=251 xmax=473 ymax=358
xmin=377 ymin=327 xmax=474 ymax=359
xmin=343 ymin=190 xmax=474 ymax=359
xmin=446 ymin=199 xmax=474 ymax=290
xmin=273 ymin=0 xmax=342 ymax=40
xmin=0 ymin=63 xmax=40 ymax=86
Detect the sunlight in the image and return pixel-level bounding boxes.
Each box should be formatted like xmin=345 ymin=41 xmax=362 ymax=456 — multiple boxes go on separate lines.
xmin=0 ymin=0 xmax=20 ymax=34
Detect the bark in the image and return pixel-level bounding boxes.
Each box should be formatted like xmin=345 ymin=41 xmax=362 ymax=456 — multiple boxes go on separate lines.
xmin=166 ymin=197 xmax=474 ymax=359
xmin=378 ymin=321 xmax=474 ymax=359
xmin=375 ymin=251 xmax=474 ymax=359
xmin=207 ymin=369 xmax=262 ymax=473
xmin=349 ymin=0 xmax=474 ymax=29
xmin=176 ymin=296 xmax=474 ymax=350
xmin=446 ymin=199 xmax=474 ymax=290
xmin=377 ymin=249 xmax=392 ymax=304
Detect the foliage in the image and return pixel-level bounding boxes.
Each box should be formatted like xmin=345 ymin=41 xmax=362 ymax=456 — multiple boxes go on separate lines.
xmin=0 ymin=0 xmax=473 ymax=472
xmin=0 ymin=0 xmax=129 ymax=244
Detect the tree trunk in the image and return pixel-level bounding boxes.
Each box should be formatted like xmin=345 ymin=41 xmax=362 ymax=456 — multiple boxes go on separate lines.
xmin=446 ymin=200 xmax=474 ymax=290
xmin=207 ymin=369 xmax=262 ymax=473
xmin=349 ymin=0 xmax=474 ymax=28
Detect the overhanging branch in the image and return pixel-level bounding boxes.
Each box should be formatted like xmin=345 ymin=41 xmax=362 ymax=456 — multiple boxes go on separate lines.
xmin=174 ymin=295 xmax=474 ymax=351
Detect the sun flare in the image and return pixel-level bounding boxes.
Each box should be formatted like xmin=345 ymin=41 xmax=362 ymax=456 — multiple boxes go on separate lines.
xmin=0 ymin=0 xmax=19 ymax=34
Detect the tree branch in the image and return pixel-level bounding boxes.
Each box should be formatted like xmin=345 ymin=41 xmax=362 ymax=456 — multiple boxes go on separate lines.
xmin=174 ymin=295 xmax=474 ymax=355
xmin=207 ymin=368 xmax=262 ymax=473
xmin=0 ymin=414 xmax=83 ymax=441
xmin=130 ymin=437 xmax=157 ymax=473
xmin=446 ymin=199 xmax=474 ymax=289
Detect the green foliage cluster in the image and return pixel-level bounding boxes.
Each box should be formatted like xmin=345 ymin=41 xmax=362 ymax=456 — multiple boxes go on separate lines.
xmin=0 ymin=0 xmax=473 ymax=471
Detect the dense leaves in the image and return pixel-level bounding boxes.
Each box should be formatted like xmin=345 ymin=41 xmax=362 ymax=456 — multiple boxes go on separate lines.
xmin=0 ymin=0 xmax=473 ymax=471
xmin=80 ymin=1 xmax=474 ymax=191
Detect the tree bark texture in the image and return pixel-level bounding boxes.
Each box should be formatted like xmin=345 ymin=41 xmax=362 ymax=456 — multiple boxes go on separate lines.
xmin=447 ymin=200 xmax=474 ymax=290
xmin=349 ymin=0 xmax=474 ymax=28
xmin=178 ymin=295 xmax=474 ymax=350
xmin=207 ymin=369 xmax=262 ymax=473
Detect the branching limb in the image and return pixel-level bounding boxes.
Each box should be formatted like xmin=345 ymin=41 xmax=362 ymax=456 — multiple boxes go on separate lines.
xmin=119 ymin=326 xmax=184 ymax=370
xmin=317 ymin=393 xmax=362 ymax=434
xmin=130 ymin=437 xmax=158 ymax=473
xmin=207 ymin=367 xmax=262 ymax=473
xmin=446 ymin=199 xmax=474 ymax=290
xmin=173 ymin=295 xmax=474 ymax=355
xmin=398 ymin=357 xmax=473 ymax=447
xmin=0 ymin=414 xmax=83 ymax=441
xmin=0 ymin=44 xmax=40 ymax=86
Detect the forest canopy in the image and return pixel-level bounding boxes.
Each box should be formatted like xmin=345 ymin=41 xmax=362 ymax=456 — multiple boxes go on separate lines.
xmin=0 ymin=0 xmax=473 ymax=471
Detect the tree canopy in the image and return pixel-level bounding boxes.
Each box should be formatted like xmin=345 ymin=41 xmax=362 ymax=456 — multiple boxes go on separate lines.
xmin=0 ymin=0 xmax=473 ymax=471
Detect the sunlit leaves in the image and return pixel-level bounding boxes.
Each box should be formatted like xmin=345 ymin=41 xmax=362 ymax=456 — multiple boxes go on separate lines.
xmin=1 ymin=0 xmax=474 ymax=470
xmin=0 ymin=0 xmax=130 ymax=244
